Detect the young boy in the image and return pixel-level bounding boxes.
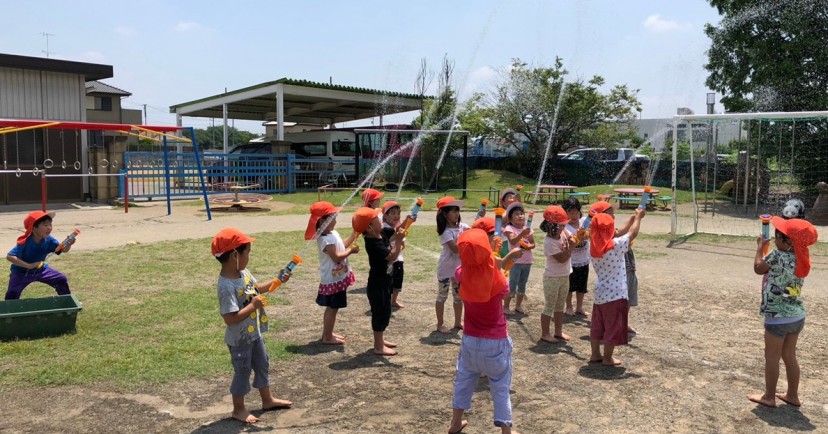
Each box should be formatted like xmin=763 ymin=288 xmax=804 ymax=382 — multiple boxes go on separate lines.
xmin=381 ymin=201 xmax=406 ymax=308
xmin=5 ymin=211 xmax=74 ymax=300
xmin=362 ymin=188 xmax=384 ymax=208
xmin=353 ymin=207 xmax=405 ymax=356
xmin=212 ymin=227 xmax=292 ymax=423
xmin=588 ymin=208 xmax=644 ymax=366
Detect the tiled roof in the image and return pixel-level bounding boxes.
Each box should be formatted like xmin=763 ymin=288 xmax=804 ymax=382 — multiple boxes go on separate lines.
xmin=85 ymin=80 xmax=131 ymax=96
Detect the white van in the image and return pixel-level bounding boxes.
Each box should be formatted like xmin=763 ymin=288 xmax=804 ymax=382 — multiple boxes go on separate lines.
xmin=284 ymin=130 xmax=356 ymax=174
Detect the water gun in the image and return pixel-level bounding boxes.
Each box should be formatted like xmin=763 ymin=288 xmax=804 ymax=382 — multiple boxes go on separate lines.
xmin=266 ymin=254 xmax=303 ymax=295
xmin=760 ymin=214 xmax=772 ymax=256
xmin=475 ymin=199 xmax=489 ymax=220
xmin=401 ymin=197 xmax=425 ymax=234
xmin=37 ymin=228 xmax=80 ymax=269
xmin=493 ymin=208 xmax=505 ymax=239
xmin=572 ymin=210 xmax=594 ymax=245
xmin=638 ymin=185 xmax=653 ymax=209
xmin=526 ymin=211 xmax=534 ymax=230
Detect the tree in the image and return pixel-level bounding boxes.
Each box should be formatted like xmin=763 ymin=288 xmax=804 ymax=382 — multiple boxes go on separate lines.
xmin=482 ymin=58 xmax=641 ymax=180
xmin=183 ymin=126 xmax=256 ymax=150
xmin=704 ymin=0 xmax=828 ymax=198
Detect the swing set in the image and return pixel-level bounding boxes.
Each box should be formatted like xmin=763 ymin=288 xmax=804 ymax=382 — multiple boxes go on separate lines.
xmin=0 ymin=119 xmax=213 ymax=220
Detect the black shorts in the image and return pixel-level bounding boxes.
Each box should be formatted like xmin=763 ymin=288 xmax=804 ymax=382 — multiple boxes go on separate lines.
xmin=391 ymin=261 xmax=404 ymax=290
xmin=569 ymin=264 xmax=589 ymax=293
xmin=316 ymin=290 xmax=347 ymax=309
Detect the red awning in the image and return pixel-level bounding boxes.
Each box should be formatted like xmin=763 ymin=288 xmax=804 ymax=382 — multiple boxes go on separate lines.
xmin=0 ymin=119 xmax=182 ymax=133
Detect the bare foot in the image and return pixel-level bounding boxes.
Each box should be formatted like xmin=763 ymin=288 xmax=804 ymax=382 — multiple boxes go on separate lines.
xmin=453 ymin=323 xmax=463 ymax=330
xmin=748 ymin=393 xmax=777 ymax=407
xmin=565 ymin=308 xmax=575 ymax=317
xmin=448 ymin=419 xmax=468 ymax=434
xmin=392 ymin=301 xmax=405 ymax=308
xmin=437 ymin=325 xmax=451 ymax=334
xmin=554 ymin=332 xmax=571 ymax=341
xmin=503 ymin=308 xmax=514 ymax=315
xmin=383 ymin=340 xmax=398 ymax=348
xmin=333 ymin=332 xmax=346 ymax=340
xmin=514 ymin=306 xmax=526 ymax=314
xmin=775 ymin=392 xmax=802 ymax=407
xmin=540 ymin=334 xmax=559 ymax=344
xmin=321 ymin=336 xmax=345 ymax=345
xmin=374 ymin=346 xmax=398 ymax=356
xmin=575 ymin=310 xmax=590 ymax=318
xmin=262 ymin=398 xmax=293 ymax=410
xmin=232 ymin=410 xmax=259 ymax=423
xmin=602 ymin=357 xmax=622 ymax=366
xmin=627 ymin=325 xmax=637 ymax=334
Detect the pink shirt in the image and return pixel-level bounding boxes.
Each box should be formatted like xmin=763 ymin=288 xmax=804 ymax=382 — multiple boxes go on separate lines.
xmin=543 ymin=231 xmax=573 ymax=277
xmin=504 ymin=224 xmax=534 ymax=265
xmin=458 ymin=268 xmax=509 ymax=339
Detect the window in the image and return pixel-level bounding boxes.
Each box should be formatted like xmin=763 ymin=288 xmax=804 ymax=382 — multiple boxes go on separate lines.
xmin=93 ymin=96 xmax=112 ymax=111
xmin=292 ymin=143 xmax=327 ymax=157
xmin=332 ymin=141 xmax=355 ymax=157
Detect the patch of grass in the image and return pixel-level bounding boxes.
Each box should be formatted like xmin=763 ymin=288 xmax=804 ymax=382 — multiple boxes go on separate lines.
xmin=0 ymin=232 xmax=307 ymax=389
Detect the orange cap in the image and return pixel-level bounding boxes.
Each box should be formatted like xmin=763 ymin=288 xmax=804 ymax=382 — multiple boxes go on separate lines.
xmin=589 ymin=213 xmax=616 ymax=258
xmin=211 ymin=227 xmax=255 ymax=257
xmin=17 ymin=210 xmax=56 ymax=245
xmin=436 ymin=196 xmax=464 ymax=210
xmin=361 ymin=188 xmax=384 ymax=206
xmin=352 ymin=207 xmax=382 ymax=234
xmin=543 ymin=205 xmax=569 ymax=224
xmin=305 ymin=201 xmax=342 ymax=240
xmin=589 ymin=200 xmax=617 ymax=215
xmin=471 ymin=216 xmax=496 ymax=234
xmin=457 ymin=228 xmax=508 ymax=303
xmin=771 ymin=217 xmax=819 ymax=278
xmin=382 ymin=201 xmax=400 ymax=214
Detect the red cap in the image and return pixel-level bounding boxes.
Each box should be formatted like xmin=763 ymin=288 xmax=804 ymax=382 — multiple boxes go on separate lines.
xmin=589 ymin=200 xmax=618 ymax=215
xmin=436 ymin=196 xmax=464 ymax=210
xmin=589 ymin=213 xmax=616 ymax=258
xmin=457 ymin=228 xmax=508 ymax=303
xmin=382 ymin=201 xmax=400 ymax=214
xmin=543 ymin=205 xmax=569 ymax=224
xmin=362 ymin=188 xmax=384 ymax=206
xmin=771 ymin=217 xmax=819 ymax=278
xmin=211 ymin=227 xmax=255 ymax=257
xmin=17 ymin=210 xmax=56 ymax=245
xmin=352 ymin=207 xmax=382 ymax=234
xmin=305 ymin=201 xmax=342 ymax=240
xmin=471 ymin=216 xmax=496 ymax=233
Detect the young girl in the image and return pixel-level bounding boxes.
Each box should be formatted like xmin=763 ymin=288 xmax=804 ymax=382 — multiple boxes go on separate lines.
xmin=562 ymin=198 xmax=591 ymax=318
xmin=448 ymin=228 xmax=516 ymax=434
xmin=436 ymin=196 xmax=469 ymax=334
xmin=539 ymin=205 xmax=575 ymax=344
xmin=305 ymin=201 xmax=359 ymax=345
xmin=502 ymin=202 xmax=535 ymax=314
xmin=381 ymin=201 xmax=406 ymax=308
xmin=748 ymin=217 xmax=818 ymax=408
xmin=353 ymin=207 xmax=405 ymax=356
xmin=588 ymin=209 xmax=644 ymax=367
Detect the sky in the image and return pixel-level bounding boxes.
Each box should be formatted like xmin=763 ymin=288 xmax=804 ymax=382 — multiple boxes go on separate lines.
xmin=1 ymin=0 xmax=724 ymax=134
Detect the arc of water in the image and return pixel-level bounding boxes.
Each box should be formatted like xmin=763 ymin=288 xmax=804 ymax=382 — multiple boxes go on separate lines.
xmin=532 ymin=82 xmax=568 ymax=205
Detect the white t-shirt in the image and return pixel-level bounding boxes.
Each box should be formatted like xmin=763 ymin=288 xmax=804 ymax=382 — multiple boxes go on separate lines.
xmin=504 ymin=224 xmax=534 ymax=265
xmin=317 ymin=230 xmax=351 ymax=285
xmin=591 ymin=234 xmax=630 ymax=304
xmin=543 ymin=231 xmax=573 ymax=277
xmin=437 ymin=223 xmax=469 ymax=280
xmin=565 ymin=217 xmax=591 ymax=267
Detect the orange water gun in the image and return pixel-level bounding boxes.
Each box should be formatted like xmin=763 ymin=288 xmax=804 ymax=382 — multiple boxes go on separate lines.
xmin=638 ymin=185 xmax=653 ymax=209
xmin=760 ymin=214 xmax=772 ymax=256
xmin=475 ymin=199 xmax=489 ymax=220
xmin=37 ymin=228 xmax=80 ymax=269
xmin=401 ymin=197 xmax=425 ymax=235
xmin=266 ymin=254 xmax=303 ymax=293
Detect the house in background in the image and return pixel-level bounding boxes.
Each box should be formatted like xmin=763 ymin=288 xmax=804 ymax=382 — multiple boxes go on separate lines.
xmin=0 ymin=52 xmax=139 ymax=204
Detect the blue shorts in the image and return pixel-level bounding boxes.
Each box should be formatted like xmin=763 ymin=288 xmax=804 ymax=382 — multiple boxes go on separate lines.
xmin=228 ymin=338 xmax=270 ymax=396
xmin=765 ymin=318 xmax=805 ymax=338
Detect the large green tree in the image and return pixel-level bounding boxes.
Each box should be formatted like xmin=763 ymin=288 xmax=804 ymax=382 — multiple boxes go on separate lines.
xmin=482 ymin=58 xmax=641 ymax=180
xmin=183 ymin=126 xmax=256 ymax=150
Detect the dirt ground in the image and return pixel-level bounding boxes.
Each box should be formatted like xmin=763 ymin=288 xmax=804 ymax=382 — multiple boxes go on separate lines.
xmin=1 ymin=201 xmax=827 ymax=433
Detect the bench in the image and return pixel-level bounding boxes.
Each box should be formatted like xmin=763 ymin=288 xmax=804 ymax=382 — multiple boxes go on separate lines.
xmin=612 ymin=196 xmax=658 ymax=209
xmin=658 ymin=195 xmax=673 ymax=208
xmin=521 ymin=191 xmax=558 ymax=204
xmin=568 ymin=192 xmax=590 ymax=201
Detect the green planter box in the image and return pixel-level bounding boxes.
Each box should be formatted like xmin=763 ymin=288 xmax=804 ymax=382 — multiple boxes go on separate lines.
xmin=0 ymin=295 xmax=83 ymax=341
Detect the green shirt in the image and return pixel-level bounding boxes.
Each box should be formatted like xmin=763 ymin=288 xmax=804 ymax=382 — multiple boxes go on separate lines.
xmin=760 ymin=250 xmax=805 ymax=320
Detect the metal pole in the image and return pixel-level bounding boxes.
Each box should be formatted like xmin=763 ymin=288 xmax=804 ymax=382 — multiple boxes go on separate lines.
xmin=124 ymin=173 xmax=129 ymax=214
xmin=462 ymin=134 xmax=468 ymax=199
xmin=41 ymin=171 xmax=47 ymax=212
xmin=670 ymin=118 xmax=678 ymax=238
xmin=163 ymin=135 xmax=172 ymax=216
xmin=189 ymin=126 xmax=212 ymax=221
xmin=754 ymin=121 xmax=762 ymax=216
xmin=742 ymin=122 xmax=751 ymax=212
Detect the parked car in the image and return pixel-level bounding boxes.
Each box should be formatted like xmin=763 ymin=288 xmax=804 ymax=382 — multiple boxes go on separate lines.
xmin=553 ymin=147 xmax=650 ymax=186
xmin=559 ymin=148 xmax=650 ymax=163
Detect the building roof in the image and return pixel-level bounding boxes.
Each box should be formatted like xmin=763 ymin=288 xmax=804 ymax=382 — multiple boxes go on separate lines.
xmin=86 ymin=80 xmax=131 ymax=96
xmin=0 ymin=53 xmax=113 ymax=81
xmin=170 ymin=78 xmax=428 ymax=125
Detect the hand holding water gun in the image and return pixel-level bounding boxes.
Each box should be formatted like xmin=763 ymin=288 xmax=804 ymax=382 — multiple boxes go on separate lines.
xmin=572 ymin=210 xmax=594 ymax=245
xmin=638 ymin=186 xmax=653 ymax=209
xmin=401 ymin=197 xmax=425 ymax=235
xmin=37 ymin=228 xmax=80 ymax=269
xmin=475 ymin=199 xmax=489 ymax=220
xmin=267 ymin=254 xmax=302 ymax=293
xmin=760 ymin=214 xmax=772 ymax=256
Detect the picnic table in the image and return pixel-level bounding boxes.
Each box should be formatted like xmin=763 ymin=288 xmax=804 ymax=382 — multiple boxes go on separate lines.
xmin=612 ymin=188 xmax=660 ymax=209
xmin=523 ymin=184 xmax=577 ymax=204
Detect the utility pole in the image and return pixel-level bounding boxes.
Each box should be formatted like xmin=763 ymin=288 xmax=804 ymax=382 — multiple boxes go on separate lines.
xmin=41 ymin=32 xmax=55 ymax=58
xmin=142 ymin=104 xmax=147 ymax=125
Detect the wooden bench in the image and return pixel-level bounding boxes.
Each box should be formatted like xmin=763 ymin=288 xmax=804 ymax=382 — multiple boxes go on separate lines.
xmin=521 ymin=191 xmax=558 ymax=203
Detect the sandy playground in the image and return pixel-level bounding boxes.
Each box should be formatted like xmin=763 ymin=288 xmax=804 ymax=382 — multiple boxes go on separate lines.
xmin=0 ymin=200 xmax=827 ymax=433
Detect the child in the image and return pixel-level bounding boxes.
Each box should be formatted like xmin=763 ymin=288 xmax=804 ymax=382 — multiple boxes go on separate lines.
xmin=748 ymin=217 xmax=818 ymax=408
xmin=502 ymin=202 xmax=535 ymax=314
xmin=472 ymin=216 xmax=524 ymax=272
xmin=562 ymin=198 xmax=591 ymax=317
xmin=436 ymin=196 xmax=469 ymax=334
xmin=354 ymin=207 xmax=406 ymax=356
xmin=5 ymin=211 xmax=74 ymax=300
xmin=588 ymin=208 xmax=644 ymax=366
xmin=212 ymin=227 xmax=292 ymax=424
xmin=448 ymin=228 xmax=516 ymax=434
xmin=305 ymin=201 xmax=360 ymax=345
xmin=381 ymin=201 xmax=406 ymax=308
xmin=500 ymin=188 xmax=519 ymax=209
xmin=362 ymin=188 xmax=384 ymax=208
xmin=539 ymin=205 xmax=575 ymax=343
